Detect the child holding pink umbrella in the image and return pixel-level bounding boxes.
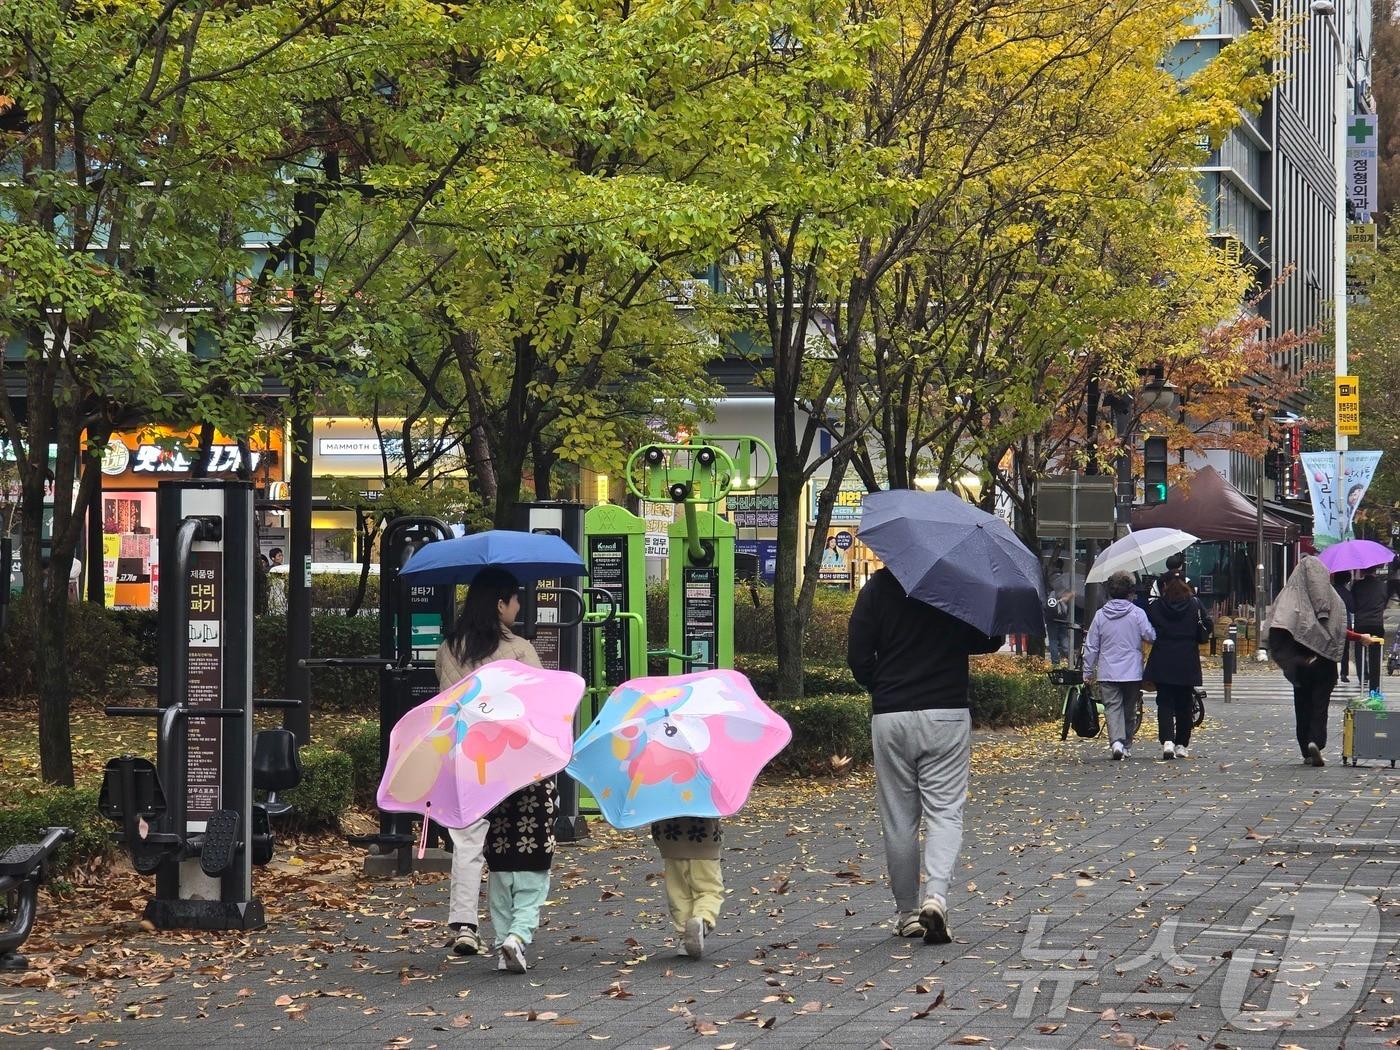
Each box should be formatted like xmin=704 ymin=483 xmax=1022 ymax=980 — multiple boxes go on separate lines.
xmin=435 ymin=568 xmax=554 ymax=974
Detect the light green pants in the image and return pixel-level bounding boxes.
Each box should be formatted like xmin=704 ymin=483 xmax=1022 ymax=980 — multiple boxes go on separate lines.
xmin=664 ymin=858 xmax=724 ymax=933
xmin=488 ymin=870 xmax=550 ymax=946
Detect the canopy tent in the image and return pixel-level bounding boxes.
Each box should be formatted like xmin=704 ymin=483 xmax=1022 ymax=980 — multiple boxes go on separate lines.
xmin=1130 ymin=466 xmax=1296 ymax=544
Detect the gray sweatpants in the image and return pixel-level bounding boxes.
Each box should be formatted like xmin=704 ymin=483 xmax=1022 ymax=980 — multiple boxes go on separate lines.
xmin=871 ymin=708 xmax=971 ymax=914
xmin=1096 ymin=681 xmax=1140 ymax=748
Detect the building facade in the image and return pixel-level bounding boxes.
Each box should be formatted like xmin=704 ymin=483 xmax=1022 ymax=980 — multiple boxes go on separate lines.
xmin=1175 ymin=0 xmax=1373 ymax=504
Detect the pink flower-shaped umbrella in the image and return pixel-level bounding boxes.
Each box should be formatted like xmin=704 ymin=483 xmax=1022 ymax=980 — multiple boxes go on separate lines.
xmin=377 ymin=660 xmax=585 ymax=850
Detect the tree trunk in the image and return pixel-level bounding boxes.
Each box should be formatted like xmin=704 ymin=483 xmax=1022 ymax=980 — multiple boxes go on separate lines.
xmin=492 ymin=444 xmax=527 ymax=528
xmin=36 ymin=567 xmax=75 ymax=786
xmin=771 ymin=394 xmax=805 ymax=700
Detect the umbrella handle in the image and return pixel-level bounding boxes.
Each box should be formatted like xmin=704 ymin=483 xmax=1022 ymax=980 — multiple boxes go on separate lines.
xmin=417 ymin=814 xmax=430 ymax=860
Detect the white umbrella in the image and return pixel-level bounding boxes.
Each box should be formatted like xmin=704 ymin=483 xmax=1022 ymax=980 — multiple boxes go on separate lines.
xmin=1086 ymin=528 xmax=1199 ymax=584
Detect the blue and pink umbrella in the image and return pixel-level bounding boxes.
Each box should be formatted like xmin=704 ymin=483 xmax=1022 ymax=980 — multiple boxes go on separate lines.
xmin=567 ymin=669 xmax=791 ymax=830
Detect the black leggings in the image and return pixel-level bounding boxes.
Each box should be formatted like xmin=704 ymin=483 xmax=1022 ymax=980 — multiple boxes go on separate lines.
xmin=1156 ymin=685 xmax=1195 ymax=747
xmin=1292 ymin=657 xmax=1339 ymax=755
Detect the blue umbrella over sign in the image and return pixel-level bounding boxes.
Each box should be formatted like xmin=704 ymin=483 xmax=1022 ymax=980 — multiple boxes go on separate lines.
xmin=398 ymin=530 xmax=585 ymax=586
xmin=858 ymin=489 xmax=1046 ymax=637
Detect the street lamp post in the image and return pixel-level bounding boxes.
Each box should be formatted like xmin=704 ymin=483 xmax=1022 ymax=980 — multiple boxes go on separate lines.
xmin=1313 ymin=0 xmax=1351 ymax=509
xmin=1252 ymin=404 xmax=1269 ymax=661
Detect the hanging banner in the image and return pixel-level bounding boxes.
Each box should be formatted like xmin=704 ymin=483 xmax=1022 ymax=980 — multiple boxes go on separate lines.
xmin=1300 ymin=450 xmax=1383 ymax=547
xmin=1346 ymin=114 xmax=1378 ymax=221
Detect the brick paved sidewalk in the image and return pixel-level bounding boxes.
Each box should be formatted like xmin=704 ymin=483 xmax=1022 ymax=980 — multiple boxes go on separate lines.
xmin=4 ymin=698 xmax=1397 ymax=1049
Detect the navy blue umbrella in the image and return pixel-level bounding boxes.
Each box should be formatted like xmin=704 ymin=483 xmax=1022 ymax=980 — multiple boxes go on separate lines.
xmin=398 ymin=530 xmax=584 ymax=586
xmin=858 ymin=489 xmax=1046 ymax=636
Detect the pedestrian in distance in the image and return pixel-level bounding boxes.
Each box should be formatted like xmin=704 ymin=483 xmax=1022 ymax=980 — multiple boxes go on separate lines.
xmin=847 ymin=566 xmax=1004 ymax=946
xmin=1149 ymin=551 xmax=1190 ymax=601
xmin=1330 ymin=570 xmax=1362 ymax=683
xmin=435 ymin=567 xmax=554 ymax=974
xmin=1082 ymin=571 xmax=1156 ymax=760
xmin=1045 ymin=559 xmax=1073 ymax=667
xmin=652 ymin=816 xmax=723 ymax=959
xmin=1352 ymin=565 xmax=1390 ymax=694
xmin=1268 ymin=556 xmax=1376 ymax=766
xmin=1144 ymin=576 xmax=1212 ymax=760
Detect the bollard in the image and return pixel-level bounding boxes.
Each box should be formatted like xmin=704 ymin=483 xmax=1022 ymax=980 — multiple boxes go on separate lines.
xmin=1223 ymin=625 xmax=1237 ymax=704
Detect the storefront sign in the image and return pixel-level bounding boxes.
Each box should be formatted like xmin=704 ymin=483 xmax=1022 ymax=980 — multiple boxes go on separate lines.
xmin=130 ymin=443 xmax=261 ymax=474
xmin=818 ymin=527 xmax=857 ymax=586
xmin=311 ymin=418 xmax=469 ymax=480
xmin=728 ymin=493 xmax=778 ymax=529
xmin=1346 ymin=114 xmax=1378 ymax=221
xmin=811 ymin=483 xmax=866 ymax=523
xmin=736 ymin=539 xmax=778 ymax=582
xmin=185 ymin=549 xmax=223 ymax=821
xmin=102 ymin=427 xmax=282 ymax=485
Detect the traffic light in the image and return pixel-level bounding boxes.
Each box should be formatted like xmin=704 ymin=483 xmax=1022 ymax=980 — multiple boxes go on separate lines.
xmin=1143 ymin=437 xmax=1168 ymax=505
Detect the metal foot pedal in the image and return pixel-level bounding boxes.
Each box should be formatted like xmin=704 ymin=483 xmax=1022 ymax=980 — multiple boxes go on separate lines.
xmin=199 ymin=810 xmax=241 ymax=876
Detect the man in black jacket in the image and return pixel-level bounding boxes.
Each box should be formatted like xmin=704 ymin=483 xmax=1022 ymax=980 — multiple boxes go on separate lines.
xmin=1353 ymin=566 xmax=1390 ymax=692
xmin=847 ymin=567 xmax=1003 ymax=946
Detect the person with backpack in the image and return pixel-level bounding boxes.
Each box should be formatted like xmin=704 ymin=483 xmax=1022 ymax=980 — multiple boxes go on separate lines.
xmin=1082 ymin=571 xmax=1157 ymax=760
xmin=1144 ymin=576 xmax=1212 ymax=760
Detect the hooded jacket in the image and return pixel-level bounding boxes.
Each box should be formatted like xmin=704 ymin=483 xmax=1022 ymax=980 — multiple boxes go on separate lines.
xmin=1082 ymin=599 xmax=1156 ymax=682
xmin=1144 ymin=595 xmax=1211 ymax=687
xmin=1269 ymin=556 xmax=1346 ymax=663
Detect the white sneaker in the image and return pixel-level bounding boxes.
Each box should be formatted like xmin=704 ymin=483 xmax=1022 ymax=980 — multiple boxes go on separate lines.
xmin=499 ymin=934 xmax=527 ymax=974
xmin=1162 ymin=743 xmax=1175 ymax=761
xmin=682 ymin=917 xmax=706 ymax=959
xmin=895 ymin=913 xmax=923 ymax=938
xmin=1174 ymin=745 xmax=1189 ymax=759
xmin=1123 ymin=746 xmax=1132 ymax=760
xmin=1111 ymin=741 xmax=1125 ymax=761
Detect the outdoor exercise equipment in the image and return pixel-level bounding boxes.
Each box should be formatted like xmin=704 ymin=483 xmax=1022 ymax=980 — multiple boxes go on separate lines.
xmin=0 ymin=826 xmax=74 ymax=971
xmin=626 ymin=436 xmax=774 ymax=675
xmin=98 ymin=480 xmax=303 ymax=931
xmin=302 ymin=515 xmax=455 ymax=875
xmin=511 ymin=501 xmax=618 ymax=842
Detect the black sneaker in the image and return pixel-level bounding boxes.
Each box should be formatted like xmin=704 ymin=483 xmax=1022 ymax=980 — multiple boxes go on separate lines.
xmin=918 ymin=898 xmax=951 ymax=945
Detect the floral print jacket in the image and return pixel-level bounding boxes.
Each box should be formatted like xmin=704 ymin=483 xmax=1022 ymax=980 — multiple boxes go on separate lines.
xmin=485 ymin=779 xmax=556 ymax=872
xmin=651 ymin=817 xmax=722 ymax=861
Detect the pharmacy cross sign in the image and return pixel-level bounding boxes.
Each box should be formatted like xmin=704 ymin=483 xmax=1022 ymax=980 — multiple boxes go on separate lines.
xmin=1349 ymin=116 xmax=1376 ymax=145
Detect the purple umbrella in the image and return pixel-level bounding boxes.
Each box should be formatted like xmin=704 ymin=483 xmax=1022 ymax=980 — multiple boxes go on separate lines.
xmin=1318 ymin=539 xmax=1395 ymax=572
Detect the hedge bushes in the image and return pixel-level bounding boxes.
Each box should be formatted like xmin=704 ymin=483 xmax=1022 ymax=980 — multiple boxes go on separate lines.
xmin=254 ymin=614 xmax=381 ymax=708
xmin=0 ymin=599 xmax=149 ymax=700
xmin=282 ymin=746 xmax=355 ymax=832
xmin=0 ymin=784 xmax=108 ymax=876
xmin=326 ymin=719 xmax=380 ymax=808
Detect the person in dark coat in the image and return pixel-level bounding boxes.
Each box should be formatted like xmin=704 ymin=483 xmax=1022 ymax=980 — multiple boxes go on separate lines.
xmin=1352 ymin=566 xmax=1390 ymax=693
xmin=1331 ymin=571 xmax=1361 ymax=683
xmin=848 ymin=567 xmax=1003 ymax=946
xmin=1144 ymin=576 xmax=1212 ymax=760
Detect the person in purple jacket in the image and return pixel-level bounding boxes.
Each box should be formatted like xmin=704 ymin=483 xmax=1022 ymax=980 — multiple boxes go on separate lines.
xmin=1082 ymin=571 xmax=1156 ymax=760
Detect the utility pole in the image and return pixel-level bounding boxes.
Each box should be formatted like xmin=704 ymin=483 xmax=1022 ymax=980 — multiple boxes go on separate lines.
xmin=284 ymin=185 xmax=315 ymax=745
